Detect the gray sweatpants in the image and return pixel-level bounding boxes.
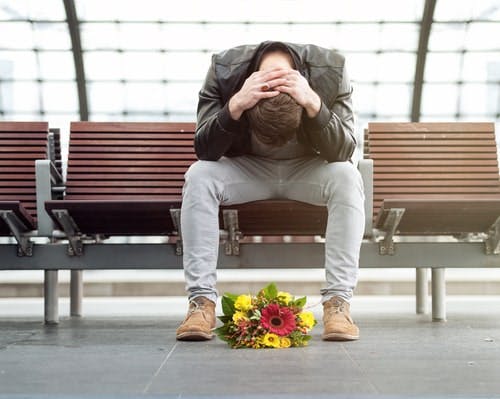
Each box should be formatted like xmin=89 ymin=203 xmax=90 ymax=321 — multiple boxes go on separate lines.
xmin=180 ymin=155 xmax=365 ymax=304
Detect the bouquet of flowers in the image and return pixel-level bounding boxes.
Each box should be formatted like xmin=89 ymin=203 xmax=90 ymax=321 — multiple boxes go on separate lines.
xmin=215 ymin=283 xmax=316 ymax=349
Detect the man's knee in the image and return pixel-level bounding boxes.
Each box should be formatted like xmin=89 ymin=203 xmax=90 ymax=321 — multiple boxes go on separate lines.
xmin=185 ymin=160 xmax=219 ymax=185
xmin=325 ymin=162 xmax=362 ymax=188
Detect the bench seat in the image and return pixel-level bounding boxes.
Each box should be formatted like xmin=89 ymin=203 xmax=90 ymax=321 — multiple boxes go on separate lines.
xmin=0 ymin=201 xmax=36 ymax=235
xmin=368 ymin=122 xmax=500 ymax=237
xmin=0 ymin=121 xmax=51 ymax=231
xmin=376 ymin=198 xmax=500 ymax=235
xmin=45 ymin=122 xmax=330 ymax=239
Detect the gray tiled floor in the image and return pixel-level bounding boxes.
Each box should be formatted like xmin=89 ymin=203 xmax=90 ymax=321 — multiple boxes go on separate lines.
xmin=1 ymin=296 xmax=499 ymax=398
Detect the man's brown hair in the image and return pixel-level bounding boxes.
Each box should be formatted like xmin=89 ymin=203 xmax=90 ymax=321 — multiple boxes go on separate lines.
xmin=246 ymin=93 xmax=303 ymax=147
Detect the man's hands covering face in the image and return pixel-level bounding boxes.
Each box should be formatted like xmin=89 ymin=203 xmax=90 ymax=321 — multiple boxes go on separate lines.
xmin=228 ymin=68 xmax=321 ymax=121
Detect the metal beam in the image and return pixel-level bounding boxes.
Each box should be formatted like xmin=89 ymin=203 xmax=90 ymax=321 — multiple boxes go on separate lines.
xmin=411 ymin=0 xmax=437 ymax=122
xmin=1 ymin=241 xmax=500 ymax=270
xmin=63 ymin=0 xmax=88 ymax=121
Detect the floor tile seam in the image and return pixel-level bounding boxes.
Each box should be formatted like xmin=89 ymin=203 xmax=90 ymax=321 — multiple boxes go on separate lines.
xmin=340 ymin=344 xmax=380 ymax=394
xmin=142 ymin=341 xmax=179 ymax=394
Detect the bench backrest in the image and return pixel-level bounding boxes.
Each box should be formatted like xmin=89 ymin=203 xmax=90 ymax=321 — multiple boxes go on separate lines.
xmin=0 ymin=121 xmax=50 ymax=222
xmin=366 ymin=122 xmax=500 ymax=222
xmin=65 ymin=122 xmax=196 ymax=201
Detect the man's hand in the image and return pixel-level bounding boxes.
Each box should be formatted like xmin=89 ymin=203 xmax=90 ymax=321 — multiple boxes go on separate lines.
xmin=274 ymin=69 xmax=321 ymax=118
xmin=228 ymin=69 xmax=288 ymax=121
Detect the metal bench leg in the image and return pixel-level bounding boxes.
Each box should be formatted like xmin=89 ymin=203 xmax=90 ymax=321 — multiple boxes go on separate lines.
xmin=416 ymin=268 xmax=429 ymax=314
xmin=44 ymin=270 xmax=59 ymax=324
xmin=431 ymin=268 xmax=446 ymax=322
xmin=70 ymin=270 xmax=83 ymax=317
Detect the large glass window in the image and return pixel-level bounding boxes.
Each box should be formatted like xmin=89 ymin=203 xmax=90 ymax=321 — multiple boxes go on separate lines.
xmin=0 ymin=0 xmax=498 ymax=140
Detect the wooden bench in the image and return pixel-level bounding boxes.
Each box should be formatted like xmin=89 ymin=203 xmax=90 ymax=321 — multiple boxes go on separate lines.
xmin=366 ymin=122 xmax=500 ymax=318
xmin=44 ymin=122 xmax=335 ymax=250
xmin=4 ymin=120 xmax=496 ymax=324
xmin=0 ymin=122 xmax=51 ymax=255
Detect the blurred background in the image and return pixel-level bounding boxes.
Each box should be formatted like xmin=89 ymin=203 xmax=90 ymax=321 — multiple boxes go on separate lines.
xmin=0 ymin=0 xmax=499 ymax=301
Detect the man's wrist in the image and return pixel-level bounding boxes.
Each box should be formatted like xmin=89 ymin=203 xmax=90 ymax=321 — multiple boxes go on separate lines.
xmin=304 ymin=92 xmax=321 ymax=118
xmin=228 ymin=95 xmax=244 ymax=121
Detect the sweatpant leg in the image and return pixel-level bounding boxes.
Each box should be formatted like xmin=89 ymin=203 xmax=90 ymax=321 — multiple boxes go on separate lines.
xmin=281 ymin=159 xmax=365 ymax=303
xmin=180 ymin=156 xmax=277 ymax=302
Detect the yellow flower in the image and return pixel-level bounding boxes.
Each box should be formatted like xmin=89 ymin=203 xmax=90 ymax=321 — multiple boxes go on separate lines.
xmin=262 ymin=333 xmax=281 ymax=348
xmin=234 ymin=294 xmax=252 ymax=311
xmin=232 ymin=311 xmax=248 ymax=323
xmin=280 ymin=337 xmax=292 ymax=348
xmin=298 ymin=311 xmax=316 ymax=329
xmin=277 ymin=291 xmax=293 ymax=305
xmin=252 ymin=337 xmax=264 ymax=349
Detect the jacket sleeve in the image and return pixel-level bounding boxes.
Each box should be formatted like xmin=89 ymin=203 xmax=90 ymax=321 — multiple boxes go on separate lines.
xmin=301 ymin=66 xmax=356 ymax=163
xmin=194 ymin=56 xmax=246 ymax=161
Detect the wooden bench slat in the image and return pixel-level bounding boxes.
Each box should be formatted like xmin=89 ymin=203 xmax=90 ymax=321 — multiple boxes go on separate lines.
xmin=68 ymin=172 xmax=187 ymax=180
xmin=374 ymin=173 xmax=500 ymax=180
xmin=70 ymin=121 xmax=196 ymax=133
xmin=0 ymin=160 xmax=42 ymax=166
xmin=0 ymin=153 xmax=46 ymax=159
xmin=373 ymin=159 xmax=498 ymax=166
xmin=0 ymin=133 xmax=48 ymax=139
xmin=369 ymin=139 xmax=497 ymax=147
xmin=71 ymin=133 xmax=195 ymax=140
xmin=0 ymin=181 xmax=36 ymax=187
xmin=67 ymin=166 xmax=193 ymax=173
xmin=0 ymin=140 xmax=48 ymax=146
xmin=374 ymin=193 xmax=500 ymax=200
xmin=70 ymin=146 xmax=194 ymax=153
xmin=0 ymin=146 xmax=47 ymax=153
xmin=66 ymin=180 xmax=184 ymax=187
xmin=375 ymin=187 xmax=500 ymax=194
xmin=69 ymin=151 xmax=194 ymax=159
xmin=369 ymin=146 xmax=496 ymax=153
xmin=0 ymin=122 xmax=48 ymax=132
xmin=368 ymin=122 xmax=494 ymax=133
xmin=375 ymin=166 xmax=499 ymax=173
xmin=374 ymin=180 xmax=500 ymax=187
xmin=68 ymin=158 xmax=196 ymax=167
xmin=367 ymin=133 xmax=495 ymax=139
xmin=67 ymin=188 xmax=183 ymax=194
xmin=369 ymin=153 xmax=497 ymax=159
xmin=70 ymin=139 xmax=193 ymax=146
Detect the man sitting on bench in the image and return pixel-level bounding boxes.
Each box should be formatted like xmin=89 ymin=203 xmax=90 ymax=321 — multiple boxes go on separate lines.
xmin=176 ymin=41 xmax=365 ymax=342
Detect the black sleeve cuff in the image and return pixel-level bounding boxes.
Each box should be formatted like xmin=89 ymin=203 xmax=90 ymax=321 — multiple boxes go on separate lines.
xmin=217 ymin=102 xmax=244 ymax=133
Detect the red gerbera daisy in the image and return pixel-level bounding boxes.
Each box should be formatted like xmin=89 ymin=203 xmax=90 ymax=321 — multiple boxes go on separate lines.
xmin=260 ymin=303 xmax=296 ymax=336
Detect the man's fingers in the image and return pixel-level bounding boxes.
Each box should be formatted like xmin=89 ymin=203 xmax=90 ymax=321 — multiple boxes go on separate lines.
xmin=265 ymin=77 xmax=288 ymax=90
xmin=261 ymin=68 xmax=291 ymax=81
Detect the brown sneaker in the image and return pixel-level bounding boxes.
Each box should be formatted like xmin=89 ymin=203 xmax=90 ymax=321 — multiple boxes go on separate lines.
xmin=322 ymin=296 xmax=359 ymax=341
xmin=176 ymin=296 xmax=216 ymax=341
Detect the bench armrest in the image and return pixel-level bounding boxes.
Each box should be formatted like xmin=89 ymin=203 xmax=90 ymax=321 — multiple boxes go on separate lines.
xmin=358 ymin=158 xmax=373 ymax=237
xmin=35 ymin=160 xmax=57 ymax=236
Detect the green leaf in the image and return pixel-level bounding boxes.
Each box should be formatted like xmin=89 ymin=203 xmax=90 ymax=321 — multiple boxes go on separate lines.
xmin=293 ymin=296 xmax=307 ymax=308
xmin=221 ymin=295 xmax=235 ymax=316
xmin=263 ymin=282 xmax=278 ymax=300
xmin=224 ymin=292 xmax=239 ymax=302
xmin=218 ymin=315 xmax=231 ymax=323
xmin=214 ymin=326 xmax=230 ymax=342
